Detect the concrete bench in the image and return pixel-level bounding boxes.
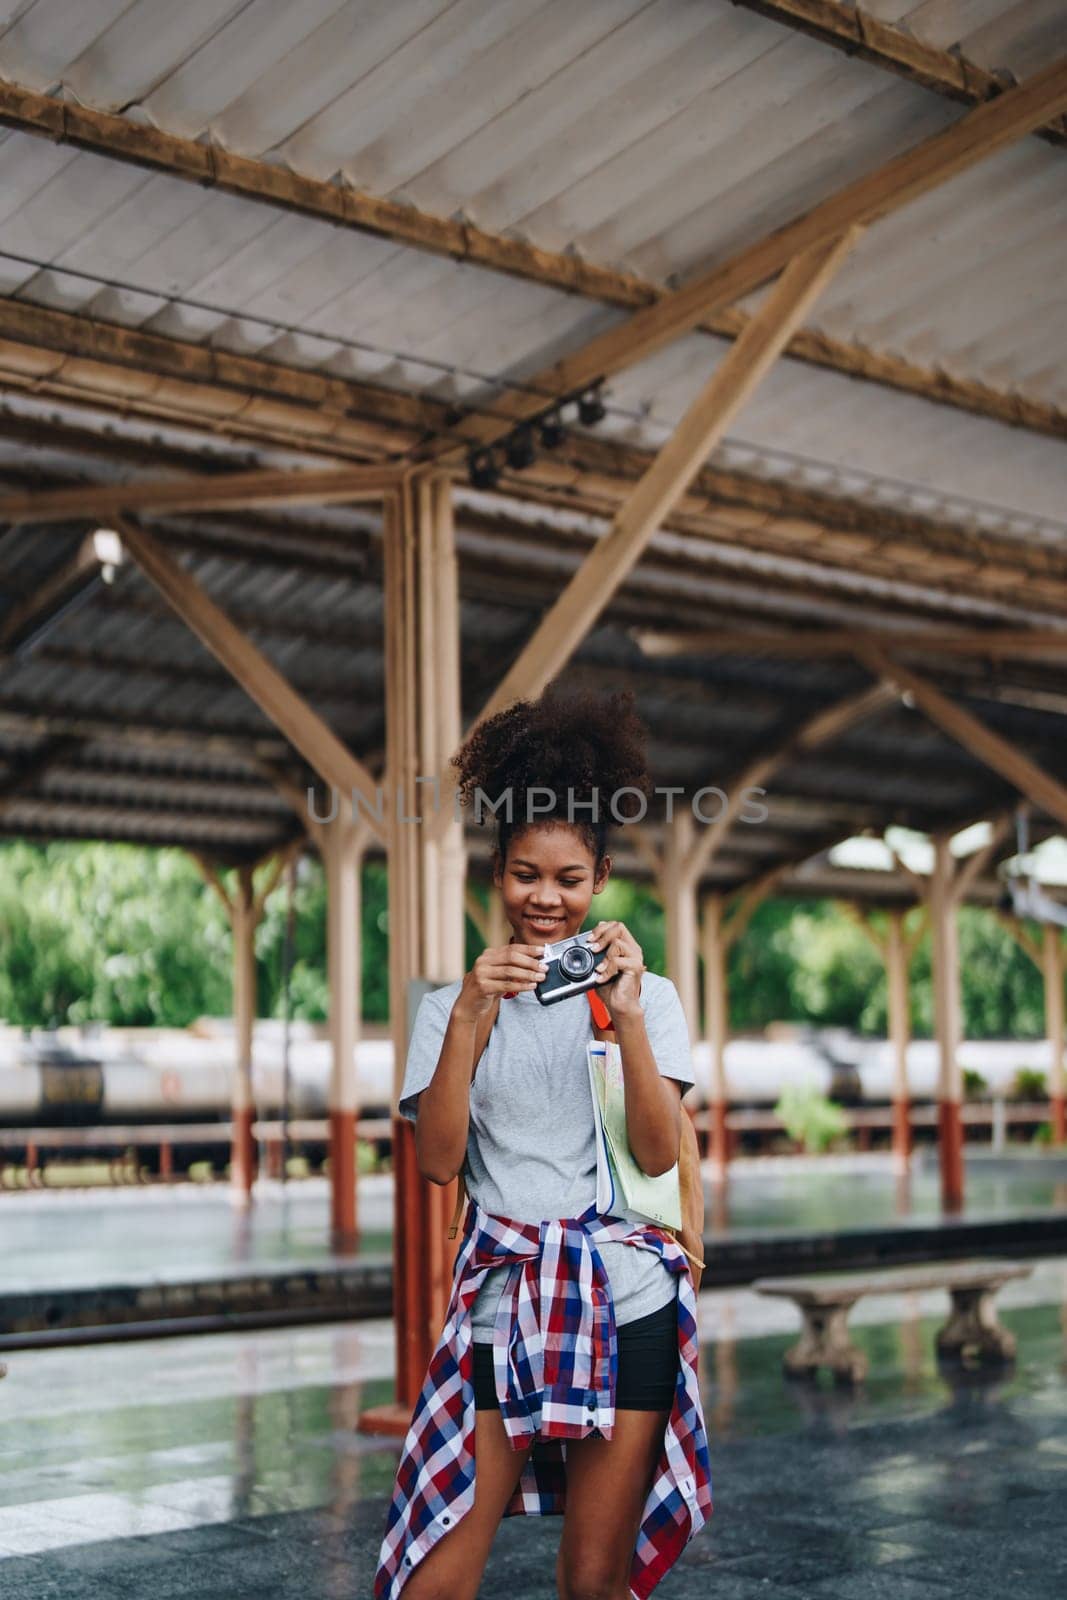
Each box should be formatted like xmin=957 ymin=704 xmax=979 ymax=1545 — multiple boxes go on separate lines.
xmin=753 ymin=1258 xmax=1032 ymax=1383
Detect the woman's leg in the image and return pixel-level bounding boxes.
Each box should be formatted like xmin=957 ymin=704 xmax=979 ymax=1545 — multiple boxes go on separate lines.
xmin=555 ymin=1407 xmax=671 ymax=1600
xmin=400 ymin=1407 xmax=534 ymax=1600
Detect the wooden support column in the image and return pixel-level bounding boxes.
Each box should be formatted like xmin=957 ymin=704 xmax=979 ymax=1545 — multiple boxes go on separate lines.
xmin=487 ymin=894 xmax=509 ymax=950
xmin=464 ymin=885 xmax=488 ymax=945
xmin=663 ymin=807 xmax=699 ymax=1036
xmin=193 ymin=843 xmax=301 ymax=1203
xmin=362 ymin=475 xmax=466 ymax=1437
xmin=231 ymin=865 xmax=258 ymax=1201
xmin=322 ymin=814 xmax=371 ymax=1239
xmin=885 ymin=909 xmax=914 ymax=1169
xmin=417 ymin=475 xmax=466 ymax=981
xmin=464 ymin=886 xmax=509 ymax=951
xmin=1042 ymin=927 xmax=1066 ymax=1144
xmin=696 ymin=874 xmax=787 ymax=1174
xmin=838 ymin=898 xmax=925 ymax=1170
xmin=702 ymin=894 xmax=730 ymax=1173
xmin=914 ymin=818 xmax=1009 ymax=1211
xmin=930 ymin=835 xmax=964 ymax=1212
xmin=648 ymin=686 xmax=894 ymax=1171
xmin=999 ymin=913 xmax=1066 ymax=1148
xmin=255 ymin=767 xmax=375 ymax=1236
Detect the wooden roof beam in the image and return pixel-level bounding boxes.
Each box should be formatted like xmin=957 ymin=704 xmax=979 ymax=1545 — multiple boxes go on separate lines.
xmin=0 ymin=76 xmax=1061 ymax=443
xmin=0 ymin=298 xmax=1064 ymax=600
xmin=0 ymin=462 xmax=402 ymax=525
xmin=685 ymin=682 xmax=897 ymax=881
xmin=425 ymin=232 xmax=858 ymax=846
xmin=731 ymin=1 xmax=1067 ymax=147
xmin=0 ymin=529 xmax=120 ymax=654
xmin=950 ymin=811 xmax=1015 ymax=905
xmin=722 ymin=789 xmax=1029 ymax=915
xmin=7 ymin=440 xmax=1067 ymax=632
xmin=636 ymin=624 xmax=1067 ymax=662
xmin=861 ymin=645 xmax=1067 ymax=831
xmin=112 ymin=515 xmax=387 ymax=844
xmin=445 ymin=57 xmax=1067 ymax=447
xmin=0 ymin=816 xmax=301 ymax=859
xmin=20 ymin=642 xmax=370 ymax=710
xmin=0 ymin=701 xmax=290 ymax=760
xmin=721 ymin=821 xmax=859 ymax=940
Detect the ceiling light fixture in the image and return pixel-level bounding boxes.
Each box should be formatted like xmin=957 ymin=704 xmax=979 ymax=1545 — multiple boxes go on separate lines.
xmin=538 ymin=408 xmax=565 ymax=450
xmin=505 ymin=424 xmax=536 ymax=471
xmin=468 ymin=447 xmax=501 ymax=491
xmin=577 ymin=384 xmax=606 ymax=427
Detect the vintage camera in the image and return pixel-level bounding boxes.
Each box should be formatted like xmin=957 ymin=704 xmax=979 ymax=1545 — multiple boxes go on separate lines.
xmin=534 ymin=930 xmax=612 ymax=1006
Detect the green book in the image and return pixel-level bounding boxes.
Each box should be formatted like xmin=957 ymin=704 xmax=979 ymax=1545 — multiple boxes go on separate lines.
xmin=588 ymin=1040 xmax=682 ymax=1230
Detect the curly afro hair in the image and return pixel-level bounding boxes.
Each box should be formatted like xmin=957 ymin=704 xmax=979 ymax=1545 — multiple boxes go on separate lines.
xmin=451 ymin=683 xmax=652 ymax=867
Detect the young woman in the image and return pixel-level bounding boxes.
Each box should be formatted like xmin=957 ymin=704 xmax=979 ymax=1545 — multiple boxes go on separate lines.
xmin=374 ymin=687 xmax=711 ymax=1600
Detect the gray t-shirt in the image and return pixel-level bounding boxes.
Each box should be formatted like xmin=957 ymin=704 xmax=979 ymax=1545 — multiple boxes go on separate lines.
xmin=397 ymin=970 xmax=695 ymax=1343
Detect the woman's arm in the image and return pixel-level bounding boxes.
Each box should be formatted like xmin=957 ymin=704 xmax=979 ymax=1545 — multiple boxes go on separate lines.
xmin=414 ymin=940 xmax=547 ymax=1184
xmin=413 ymin=1008 xmax=480 ymax=1185
xmin=612 ymin=1007 xmax=683 ymax=1177
xmin=589 ymin=919 xmax=682 ymax=1176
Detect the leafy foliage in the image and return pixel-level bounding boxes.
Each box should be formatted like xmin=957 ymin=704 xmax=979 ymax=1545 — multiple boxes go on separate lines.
xmin=0 ymin=839 xmax=1055 ymax=1037
xmin=773 ymin=1082 xmax=848 ymax=1152
xmin=1010 ymin=1067 xmax=1048 ymax=1101
xmin=962 ymin=1067 xmax=989 ymax=1099
xmin=0 ymin=841 xmax=230 ymax=1027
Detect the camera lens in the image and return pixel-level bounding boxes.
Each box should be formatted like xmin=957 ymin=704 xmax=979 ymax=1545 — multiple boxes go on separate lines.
xmin=559 ymin=944 xmax=595 ymax=980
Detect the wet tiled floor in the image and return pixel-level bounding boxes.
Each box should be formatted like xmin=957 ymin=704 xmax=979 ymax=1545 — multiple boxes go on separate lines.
xmin=1 ymin=1265 xmax=1066 ymax=1596
xmin=5 ymin=1152 xmax=1067 ymax=1291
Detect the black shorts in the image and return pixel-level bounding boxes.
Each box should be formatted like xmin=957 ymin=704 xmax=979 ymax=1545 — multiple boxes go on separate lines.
xmin=471 ymin=1294 xmax=679 ymax=1412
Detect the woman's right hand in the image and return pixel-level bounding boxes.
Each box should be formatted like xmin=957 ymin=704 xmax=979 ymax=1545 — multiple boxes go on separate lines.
xmin=453 ymin=943 xmax=549 ymax=1021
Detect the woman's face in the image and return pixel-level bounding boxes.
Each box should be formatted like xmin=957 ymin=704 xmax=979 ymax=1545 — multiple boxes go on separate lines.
xmin=493 ymin=823 xmax=610 ymax=945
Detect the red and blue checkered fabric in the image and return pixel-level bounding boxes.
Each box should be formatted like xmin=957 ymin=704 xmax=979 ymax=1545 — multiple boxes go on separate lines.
xmin=374 ymin=1197 xmax=713 ymax=1599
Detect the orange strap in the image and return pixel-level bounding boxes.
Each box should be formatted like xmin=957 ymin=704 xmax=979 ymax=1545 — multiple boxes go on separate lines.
xmin=587 ymin=986 xmax=613 ymax=1032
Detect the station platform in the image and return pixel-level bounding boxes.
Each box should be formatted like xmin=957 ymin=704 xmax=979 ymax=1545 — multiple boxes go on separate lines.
xmin=1 ymin=1257 xmax=1065 ymax=1597
xmin=3 ymin=1153 xmax=1067 ymax=1346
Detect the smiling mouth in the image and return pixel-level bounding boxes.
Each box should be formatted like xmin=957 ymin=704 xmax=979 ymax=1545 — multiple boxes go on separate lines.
xmin=525 ymin=915 xmax=564 ymax=927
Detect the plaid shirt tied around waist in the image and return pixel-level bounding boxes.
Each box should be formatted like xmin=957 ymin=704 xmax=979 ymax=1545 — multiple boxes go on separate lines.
xmin=374 ymin=1197 xmax=713 ymax=1600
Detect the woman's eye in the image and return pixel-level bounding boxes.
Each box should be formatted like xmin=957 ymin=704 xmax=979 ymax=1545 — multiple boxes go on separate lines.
xmin=513 ymin=874 xmax=581 ymax=886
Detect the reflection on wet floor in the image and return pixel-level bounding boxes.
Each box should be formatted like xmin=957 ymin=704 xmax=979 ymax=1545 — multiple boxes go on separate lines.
xmin=5 ymin=1154 xmax=1067 ymax=1290
xmin=1 ymin=1266 xmax=1066 ymax=1596
xmin=704 ymin=1151 xmax=1067 ymax=1234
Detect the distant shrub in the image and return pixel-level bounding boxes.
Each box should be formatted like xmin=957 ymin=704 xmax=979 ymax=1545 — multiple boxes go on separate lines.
xmin=774 ymin=1082 xmax=848 ymax=1153
xmin=1033 ymin=1122 xmax=1053 ymax=1146
xmin=1010 ymin=1068 xmax=1048 ymax=1101
xmin=963 ymin=1068 xmax=989 ymax=1099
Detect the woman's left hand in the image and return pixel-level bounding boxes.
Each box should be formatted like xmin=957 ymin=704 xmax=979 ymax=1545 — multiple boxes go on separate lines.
xmin=586 ymin=920 xmax=646 ymax=1019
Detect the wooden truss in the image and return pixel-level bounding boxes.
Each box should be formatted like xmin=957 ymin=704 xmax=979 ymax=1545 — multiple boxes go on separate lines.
xmin=0 ymin=62 xmax=1065 ymax=442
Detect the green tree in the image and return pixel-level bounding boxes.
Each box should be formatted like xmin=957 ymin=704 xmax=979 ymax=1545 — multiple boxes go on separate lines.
xmin=0 ymin=840 xmax=1054 ymax=1040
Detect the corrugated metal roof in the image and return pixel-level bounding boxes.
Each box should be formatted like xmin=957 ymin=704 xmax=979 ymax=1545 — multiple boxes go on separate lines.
xmin=0 ymin=4 xmax=1060 ymax=460
xmin=0 ymin=0 xmax=1063 ymax=884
